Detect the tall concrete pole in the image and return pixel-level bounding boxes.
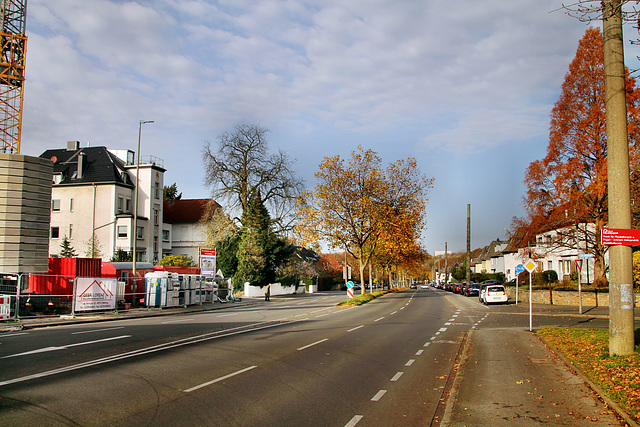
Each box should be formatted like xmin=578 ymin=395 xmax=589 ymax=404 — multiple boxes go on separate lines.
xmin=602 ymin=0 xmax=635 ymax=355
xmin=466 ymin=204 xmax=471 ymax=284
xmin=444 ymin=242 xmax=448 ymax=283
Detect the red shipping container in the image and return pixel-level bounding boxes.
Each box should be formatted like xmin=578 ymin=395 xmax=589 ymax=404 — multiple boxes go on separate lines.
xmin=28 ymin=258 xmax=102 ymax=295
xmin=154 ymin=265 xmax=200 ymax=275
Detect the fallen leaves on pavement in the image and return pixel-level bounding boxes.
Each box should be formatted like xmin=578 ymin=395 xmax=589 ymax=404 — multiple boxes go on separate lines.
xmin=537 ymin=326 xmax=639 ymax=420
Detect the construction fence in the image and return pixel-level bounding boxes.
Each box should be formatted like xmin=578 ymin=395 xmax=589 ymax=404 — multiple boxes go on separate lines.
xmin=0 ymin=271 xmax=230 ymax=320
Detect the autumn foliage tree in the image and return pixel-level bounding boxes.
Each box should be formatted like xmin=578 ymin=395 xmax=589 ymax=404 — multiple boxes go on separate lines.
xmin=514 ymin=27 xmax=640 ymax=285
xmin=297 ymin=146 xmax=433 ymax=294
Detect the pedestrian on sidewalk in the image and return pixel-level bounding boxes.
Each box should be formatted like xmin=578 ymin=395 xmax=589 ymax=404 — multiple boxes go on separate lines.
xmin=265 ymin=284 xmax=271 ymax=301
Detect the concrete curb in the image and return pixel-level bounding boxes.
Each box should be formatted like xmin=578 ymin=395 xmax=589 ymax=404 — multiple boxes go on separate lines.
xmin=537 ymin=333 xmax=639 ymax=427
xmin=440 ymin=328 xmax=473 ymax=425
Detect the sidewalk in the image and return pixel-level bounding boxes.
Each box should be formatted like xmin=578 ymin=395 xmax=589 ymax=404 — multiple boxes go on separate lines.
xmin=443 ymin=303 xmax=640 ymax=427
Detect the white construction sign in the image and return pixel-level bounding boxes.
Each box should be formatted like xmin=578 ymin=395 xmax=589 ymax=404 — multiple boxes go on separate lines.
xmin=74 ymin=278 xmax=117 ymax=311
xmin=0 ymin=295 xmax=10 ymax=320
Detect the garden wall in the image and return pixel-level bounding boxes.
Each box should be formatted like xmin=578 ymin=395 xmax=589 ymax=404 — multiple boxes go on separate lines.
xmin=505 ymin=287 xmax=639 ymax=307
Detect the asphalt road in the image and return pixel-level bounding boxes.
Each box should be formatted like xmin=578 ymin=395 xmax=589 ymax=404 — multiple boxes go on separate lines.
xmin=0 ymin=288 xmax=621 ymax=426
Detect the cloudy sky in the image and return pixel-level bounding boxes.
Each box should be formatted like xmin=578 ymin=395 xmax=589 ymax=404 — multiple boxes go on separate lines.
xmin=20 ymin=0 xmax=640 ymax=254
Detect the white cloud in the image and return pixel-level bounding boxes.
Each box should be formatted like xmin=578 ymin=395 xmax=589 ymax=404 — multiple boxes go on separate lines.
xmin=20 ymin=0 xmax=640 ymax=253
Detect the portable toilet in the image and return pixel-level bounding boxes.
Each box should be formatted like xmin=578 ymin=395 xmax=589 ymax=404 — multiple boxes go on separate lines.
xmin=145 ymin=271 xmax=168 ymax=307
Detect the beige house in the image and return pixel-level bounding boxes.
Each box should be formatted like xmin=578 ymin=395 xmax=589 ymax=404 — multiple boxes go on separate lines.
xmin=41 ymin=141 xmax=166 ymax=263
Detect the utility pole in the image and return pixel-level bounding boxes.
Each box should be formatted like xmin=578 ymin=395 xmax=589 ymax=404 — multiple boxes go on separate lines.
xmin=602 ymin=0 xmax=635 ymax=355
xmin=466 ymin=204 xmax=471 ymax=284
xmin=444 ymin=242 xmax=448 ymax=283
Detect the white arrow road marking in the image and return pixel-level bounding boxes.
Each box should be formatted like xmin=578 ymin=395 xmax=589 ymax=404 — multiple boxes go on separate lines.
xmin=2 ymin=335 xmax=132 ymax=358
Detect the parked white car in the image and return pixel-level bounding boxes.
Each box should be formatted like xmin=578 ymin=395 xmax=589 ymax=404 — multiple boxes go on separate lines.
xmin=480 ymin=284 xmax=508 ymax=305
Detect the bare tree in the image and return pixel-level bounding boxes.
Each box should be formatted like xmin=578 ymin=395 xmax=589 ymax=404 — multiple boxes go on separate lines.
xmin=202 ymin=124 xmax=303 ymax=233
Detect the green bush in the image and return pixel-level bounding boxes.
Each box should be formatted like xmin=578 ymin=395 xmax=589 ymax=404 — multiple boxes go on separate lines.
xmin=532 ymin=270 xmax=558 ymax=287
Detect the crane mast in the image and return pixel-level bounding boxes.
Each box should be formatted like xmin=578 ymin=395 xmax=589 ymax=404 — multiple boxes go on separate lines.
xmin=0 ymin=0 xmax=26 ymax=154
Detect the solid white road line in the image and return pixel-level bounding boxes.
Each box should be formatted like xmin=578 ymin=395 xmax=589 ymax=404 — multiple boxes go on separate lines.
xmin=182 ymin=366 xmax=257 ymax=393
xmin=297 ymin=338 xmax=328 ymax=351
xmin=0 ymin=319 xmax=301 ymax=388
xmin=72 ymin=327 xmax=125 ymax=335
xmin=161 ymin=318 xmax=194 ymax=324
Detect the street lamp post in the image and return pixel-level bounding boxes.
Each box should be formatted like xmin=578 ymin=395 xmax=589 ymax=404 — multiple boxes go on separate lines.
xmin=132 ymin=120 xmax=154 ymax=287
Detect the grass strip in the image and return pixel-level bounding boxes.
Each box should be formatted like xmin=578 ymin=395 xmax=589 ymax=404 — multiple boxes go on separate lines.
xmin=537 ymin=326 xmax=640 ymax=421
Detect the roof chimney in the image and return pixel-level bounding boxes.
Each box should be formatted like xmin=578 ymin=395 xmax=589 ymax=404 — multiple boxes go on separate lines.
xmin=66 ymin=141 xmax=80 ymax=151
xmin=77 ymin=152 xmax=85 ymax=179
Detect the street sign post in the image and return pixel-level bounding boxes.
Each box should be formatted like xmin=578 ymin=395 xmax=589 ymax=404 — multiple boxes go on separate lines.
xmin=346 ymin=280 xmax=354 ymax=299
xmin=524 ymin=260 xmax=537 ymax=331
xmin=515 ymin=264 xmax=525 ymax=306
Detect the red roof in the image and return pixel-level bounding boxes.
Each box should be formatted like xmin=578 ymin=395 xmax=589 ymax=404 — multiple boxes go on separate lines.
xmin=163 ymin=199 xmax=217 ymax=223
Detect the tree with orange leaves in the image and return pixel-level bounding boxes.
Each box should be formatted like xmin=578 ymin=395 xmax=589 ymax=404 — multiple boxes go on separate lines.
xmin=297 ymin=146 xmax=433 ymax=294
xmin=514 ymin=27 xmax=640 ymax=285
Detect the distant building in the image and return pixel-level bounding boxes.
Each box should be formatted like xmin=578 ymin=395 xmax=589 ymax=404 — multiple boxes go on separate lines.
xmin=163 ymin=198 xmax=218 ymax=262
xmin=41 ymin=141 xmax=166 ymax=263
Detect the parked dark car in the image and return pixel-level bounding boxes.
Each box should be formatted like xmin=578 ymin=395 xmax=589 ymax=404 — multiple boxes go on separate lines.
xmin=465 ymin=283 xmax=480 ymax=297
xmin=478 ymin=280 xmax=502 ymax=302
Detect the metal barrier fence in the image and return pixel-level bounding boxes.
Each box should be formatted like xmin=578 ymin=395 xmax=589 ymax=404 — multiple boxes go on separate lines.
xmin=0 ymin=272 xmax=229 ymax=320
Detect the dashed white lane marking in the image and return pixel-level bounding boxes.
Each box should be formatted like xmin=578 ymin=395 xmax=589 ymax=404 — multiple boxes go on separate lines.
xmin=182 ymin=365 xmax=257 ymax=393
xmin=347 ymin=325 xmax=364 ymax=332
xmin=439 ymin=327 xmax=447 ymax=332
xmin=297 ymin=338 xmax=328 ymax=351
xmin=405 ymin=359 xmax=415 ymax=366
xmin=345 ymin=415 xmax=363 ymax=427
xmin=374 ymin=317 xmax=385 ymax=322
xmin=371 ymin=390 xmax=387 ymax=401
xmin=391 ymin=372 xmax=403 ymax=381
xmin=416 ymin=349 xmax=424 ymax=355
xmin=445 ymin=322 xmax=452 ymax=325
xmin=390 ymin=311 xmax=398 ymax=315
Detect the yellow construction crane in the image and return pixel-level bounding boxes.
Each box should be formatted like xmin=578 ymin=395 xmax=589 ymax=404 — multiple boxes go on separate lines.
xmin=0 ymin=0 xmax=27 ymax=154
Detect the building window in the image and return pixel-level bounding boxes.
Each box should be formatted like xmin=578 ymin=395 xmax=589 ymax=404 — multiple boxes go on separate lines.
xmin=117 ymin=226 xmax=127 ymax=238
xmin=118 ymin=196 xmax=124 ymax=213
xmin=162 ymin=230 xmax=170 ymax=242
xmin=125 ymin=198 xmax=131 ymax=212
xmin=52 ymin=199 xmax=61 ymax=212
xmin=51 ymin=227 xmax=60 ymax=239
xmin=68 ymin=224 xmax=73 ymax=239
xmin=154 ymin=209 xmax=159 ymax=225
xmin=69 ymin=198 xmax=74 ymax=212
xmin=137 ymin=226 xmax=144 ymax=239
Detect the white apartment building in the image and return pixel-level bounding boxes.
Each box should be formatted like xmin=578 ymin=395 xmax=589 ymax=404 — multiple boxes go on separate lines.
xmin=41 ymin=141 xmax=166 ymax=263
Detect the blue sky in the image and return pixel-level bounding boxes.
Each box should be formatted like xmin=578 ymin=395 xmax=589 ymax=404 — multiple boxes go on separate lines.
xmin=21 ymin=0 xmax=640 ymax=254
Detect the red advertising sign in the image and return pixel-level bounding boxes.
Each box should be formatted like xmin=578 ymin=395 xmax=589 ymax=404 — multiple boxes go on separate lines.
xmin=200 ymin=248 xmax=217 ymax=256
xmin=601 ymin=228 xmax=640 ymax=246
